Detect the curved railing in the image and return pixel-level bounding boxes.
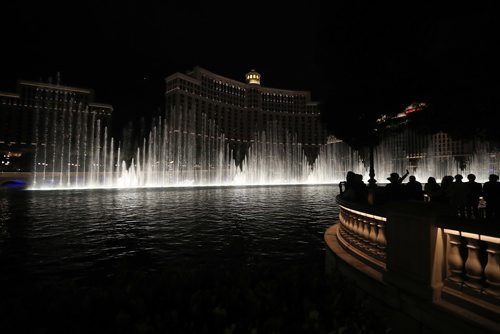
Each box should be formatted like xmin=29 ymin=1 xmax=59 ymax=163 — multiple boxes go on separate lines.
xmin=436 ymin=217 xmax=500 ymax=317
xmin=336 ymin=196 xmax=387 ymax=271
xmin=329 ymin=195 xmax=500 ymax=332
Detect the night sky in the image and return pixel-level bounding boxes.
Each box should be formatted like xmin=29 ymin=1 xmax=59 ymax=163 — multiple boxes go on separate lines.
xmin=2 ymin=1 xmax=499 ymax=143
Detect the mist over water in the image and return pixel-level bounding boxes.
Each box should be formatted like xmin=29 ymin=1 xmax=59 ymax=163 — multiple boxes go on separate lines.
xmin=30 ymin=111 xmax=363 ymax=189
xmin=29 ymin=99 xmax=498 ymax=189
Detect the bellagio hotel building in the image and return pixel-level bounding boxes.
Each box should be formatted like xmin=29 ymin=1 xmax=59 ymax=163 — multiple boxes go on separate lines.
xmin=165 ymin=67 xmax=326 ymax=163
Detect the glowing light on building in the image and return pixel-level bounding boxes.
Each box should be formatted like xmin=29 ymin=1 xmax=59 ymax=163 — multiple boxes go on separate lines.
xmin=245 ymin=69 xmax=261 ymax=85
xmin=405 ymin=102 xmax=427 ymax=114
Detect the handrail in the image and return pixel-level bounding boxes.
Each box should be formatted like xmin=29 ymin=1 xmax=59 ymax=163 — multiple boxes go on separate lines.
xmin=435 ymin=216 xmax=500 ymax=239
xmin=336 ymin=195 xmax=386 ymax=217
xmin=329 ymin=196 xmax=500 ymax=331
xmin=436 ymin=216 xmax=500 ymax=307
xmin=335 ymin=195 xmax=388 ymax=271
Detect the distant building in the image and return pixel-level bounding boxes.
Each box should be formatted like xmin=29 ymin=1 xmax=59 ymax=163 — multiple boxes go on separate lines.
xmin=374 ymin=102 xmax=499 ymax=179
xmin=164 ymin=67 xmax=326 ymax=164
xmin=378 ymin=102 xmax=473 ymax=162
xmin=0 ymin=80 xmax=112 ymax=172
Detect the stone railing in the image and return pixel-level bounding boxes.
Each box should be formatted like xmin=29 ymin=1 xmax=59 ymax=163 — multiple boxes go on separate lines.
xmin=436 ymin=217 xmax=500 ymax=320
xmin=336 ymin=197 xmax=387 ymax=271
xmin=329 ymin=196 xmax=500 ymax=332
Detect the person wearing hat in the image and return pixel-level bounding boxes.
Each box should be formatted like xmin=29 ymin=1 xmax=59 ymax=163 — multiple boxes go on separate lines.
xmin=386 ymin=170 xmax=409 ymax=184
xmin=483 ymin=174 xmax=500 ymax=219
xmin=385 ymin=170 xmax=409 ymax=201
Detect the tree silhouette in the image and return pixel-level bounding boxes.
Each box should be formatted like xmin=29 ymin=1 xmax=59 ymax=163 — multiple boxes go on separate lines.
xmin=316 ymin=3 xmax=500 ymax=147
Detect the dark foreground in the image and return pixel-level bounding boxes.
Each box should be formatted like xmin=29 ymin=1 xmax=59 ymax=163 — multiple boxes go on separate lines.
xmin=0 ymin=262 xmax=387 ymax=333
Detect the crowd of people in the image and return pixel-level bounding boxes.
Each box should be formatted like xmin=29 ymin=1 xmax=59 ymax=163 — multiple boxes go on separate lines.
xmin=339 ymin=170 xmax=500 ymax=220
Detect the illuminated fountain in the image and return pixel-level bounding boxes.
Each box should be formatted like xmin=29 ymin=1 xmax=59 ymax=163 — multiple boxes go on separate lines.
xmin=369 ymin=130 xmax=498 ymax=183
xmin=30 ymin=105 xmax=364 ymax=189
xmin=32 ymin=116 xmax=237 ymax=189
xmin=309 ymin=137 xmax=366 ymax=183
xmin=29 ymin=98 xmax=497 ymax=189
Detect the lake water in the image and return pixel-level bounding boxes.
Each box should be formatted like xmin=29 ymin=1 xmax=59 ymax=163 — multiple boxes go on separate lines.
xmin=0 ymin=186 xmax=387 ymax=333
xmin=0 ymin=185 xmax=338 ymax=280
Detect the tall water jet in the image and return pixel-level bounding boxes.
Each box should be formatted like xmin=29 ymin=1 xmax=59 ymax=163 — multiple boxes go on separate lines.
xmin=309 ymin=137 xmax=365 ymax=183
xmin=30 ymin=104 xmax=498 ymax=189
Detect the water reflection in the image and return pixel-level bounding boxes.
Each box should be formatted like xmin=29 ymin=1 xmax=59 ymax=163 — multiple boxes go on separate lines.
xmin=0 ymin=186 xmax=338 ymax=282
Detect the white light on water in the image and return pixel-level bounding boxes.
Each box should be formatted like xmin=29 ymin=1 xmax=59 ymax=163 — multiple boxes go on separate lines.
xmin=30 ymin=108 xmax=361 ymax=190
xmin=29 ymin=102 xmax=497 ymax=190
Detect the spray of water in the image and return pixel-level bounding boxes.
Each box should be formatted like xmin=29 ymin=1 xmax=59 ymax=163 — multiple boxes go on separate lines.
xmin=30 ymin=100 xmax=496 ymax=189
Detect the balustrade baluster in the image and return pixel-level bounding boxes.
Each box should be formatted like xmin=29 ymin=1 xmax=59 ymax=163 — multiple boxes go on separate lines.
xmin=346 ymin=214 xmax=353 ymax=234
xmin=376 ymin=221 xmax=386 ymax=249
xmin=362 ymin=218 xmax=370 ymax=240
xmin=464 ymin=238 xmax=483 ymax=290
xmin=369 ymin=218 xmax=378 ymax=245
xmin=359 ymin=218 xmax=368 ymax=242
xmin=340 ymin=210 xmax=349 ymax=236
xmin=353 ymin=216 xmax=362 ymax=237
xmin=343 ymin=211 xmax=350 ymax=233
xmin=347 ymin=212 xmax=354 ymax=235
xmin=447 ymin=233 xmax=464 ymax=283
xmin=357 ymin=217 xmax=365 ymax=239
xmin=484 ymin=242 xmax=500 ymax=297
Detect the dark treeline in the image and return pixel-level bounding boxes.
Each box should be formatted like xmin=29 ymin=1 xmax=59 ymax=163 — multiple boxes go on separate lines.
xmin=316 ymin=3 xmax=500 ymax=149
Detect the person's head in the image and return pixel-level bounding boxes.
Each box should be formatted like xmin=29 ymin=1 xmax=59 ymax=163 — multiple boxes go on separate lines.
xmin=387 ymin=172 xmax=399 ymax=183
xmin=346 ymin=171 xmax=355 ymax=182
xmin=409 ymin=175 xmax=416 ymax=182
xmin=489 ymin=174 xmax=499 ymax=182
xmin=441 ymin=175 xmax=454 ymax=188
xmin=454 ymin=174 xmax=463 ymax=182
xmin=427 ymin=177 xmax=436 ymax=184
xmin=467 ymin=174 xmax=476 ymax=181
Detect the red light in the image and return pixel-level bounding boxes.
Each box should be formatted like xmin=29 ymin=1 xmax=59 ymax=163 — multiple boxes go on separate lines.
xmin=405 ymin=107 xmax=422 ymax=114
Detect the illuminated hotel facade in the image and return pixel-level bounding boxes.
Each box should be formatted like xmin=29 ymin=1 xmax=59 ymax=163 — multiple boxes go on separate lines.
xmin=164 ymin=67 xmax=326 ymax=164
xmin=0 ymin=80 xmax=112 ymax=172
xmin=371 ymin=103 xmax=500 ymax=180
xmin=379 ymin=103 xmax=474 ymax=163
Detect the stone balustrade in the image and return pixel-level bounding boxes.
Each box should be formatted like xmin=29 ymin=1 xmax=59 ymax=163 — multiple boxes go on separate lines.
xmin=337 ymin=197 xmax=387 ymax=270
xmin=436 ymin=218 xmax=500 ymax=313
xmin=328 ymin=196 xmax=500 ymax=333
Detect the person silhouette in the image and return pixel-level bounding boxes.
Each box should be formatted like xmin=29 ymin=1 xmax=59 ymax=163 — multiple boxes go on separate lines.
xmin=353 ymin=173 xmax=368 ymax=202
xmin=384 ymin=170 xmax=409 ymax=201
xmin=339 ymin=171 xmax=356 ymax=196
xmin=449 ymin=174 xmax=467 ymax=217
xmin=483 ymin=174 xmax=500 ymax=220
xmin=465 ymin=174 xmax=482 ymax=218
xmin=433 ymin=175 xmax=454 ymax=204
xmin=424 ymin=177 xmax=440 ymax=201
xmin=406 ymin=175 xmax=423 ymax=200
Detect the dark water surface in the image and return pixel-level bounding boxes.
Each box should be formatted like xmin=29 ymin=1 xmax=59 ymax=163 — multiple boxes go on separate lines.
xmin=1 ymin=185 xmax=337 ymax=278
xmin=0 ymin=185 xmax=386 ymax=333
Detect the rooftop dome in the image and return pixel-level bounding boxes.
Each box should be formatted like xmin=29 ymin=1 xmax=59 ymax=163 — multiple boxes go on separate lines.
xmin=245 ymin=70 xmax=261 ymax=85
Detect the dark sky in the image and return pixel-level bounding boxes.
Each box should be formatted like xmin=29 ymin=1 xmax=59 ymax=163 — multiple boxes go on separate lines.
xmin=1 ymin=0 xmax=321 ymax=135
xmin=317 ymin=3 xmax=499 ymax=144
xmin=2 ymin=1 xmax=499 ymax=142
